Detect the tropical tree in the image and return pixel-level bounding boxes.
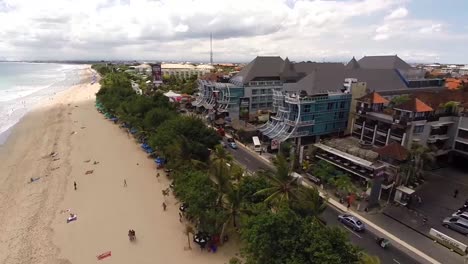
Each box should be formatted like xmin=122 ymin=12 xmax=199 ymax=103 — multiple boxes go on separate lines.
xmin=240 ymin=207 xmax=361 ymax=264
xmin=312 ymin=160 xmax=338 ymax=185
xmin=184 ymin=225 xmax=194 ymax=250
xmin=330 ymin=173 xmax=356 ymax=196
xmin=403 ymin=143 xmax=435 ymax=185
xmin=254 ymin=155 xmax=300 ymax=206
xmin=210 ymin=145 xmax=234 ymax=202
xmin=291 ymin=186 xmax=327 ymax=222
xmin=359 ymin=253 xmax=381 ymax=264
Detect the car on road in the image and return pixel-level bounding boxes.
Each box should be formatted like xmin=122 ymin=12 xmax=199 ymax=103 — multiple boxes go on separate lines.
xmin=229 ymin=142 xmax=238 ymax=149
xmin=442 ymin=217 xmax=468 ymax=235
xmin=338 ymin=214 xmax=365 ymax=232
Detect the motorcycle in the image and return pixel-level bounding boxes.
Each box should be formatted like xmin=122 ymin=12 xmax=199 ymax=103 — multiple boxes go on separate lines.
xmin=376 ymin=237 xmax=390 ymax=249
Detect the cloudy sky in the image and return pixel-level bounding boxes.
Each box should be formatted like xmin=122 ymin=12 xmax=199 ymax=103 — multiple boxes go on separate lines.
xmin=0 ymin=0 xmax=467 ymax=63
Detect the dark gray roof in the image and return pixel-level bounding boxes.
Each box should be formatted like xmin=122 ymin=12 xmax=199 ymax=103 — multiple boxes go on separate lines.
xmin=345 ymin=69 xmax=408 ymax=92
xmin=280 ymin=57 xmax=299 ymax=82
xmin=357 ymin=55 xmax=411 ymax=70
xmin=345 ymin=57 xmax=360 ymax=70
xmin=230 ymin=56 xmax=284 ymax=84
xmin=285 ymin=66 xmax=346 ymax=94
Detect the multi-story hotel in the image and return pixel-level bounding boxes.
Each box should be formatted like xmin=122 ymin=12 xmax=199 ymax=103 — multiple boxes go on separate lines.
xmin=194 ymin=55 xmax=445 ymax=143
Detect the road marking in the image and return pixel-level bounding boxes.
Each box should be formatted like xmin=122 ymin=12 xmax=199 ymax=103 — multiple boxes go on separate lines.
xmin=393 ymin=259 xmax=401 ymax=264
xmin=343 ymin=226 xmax=362 ymax=238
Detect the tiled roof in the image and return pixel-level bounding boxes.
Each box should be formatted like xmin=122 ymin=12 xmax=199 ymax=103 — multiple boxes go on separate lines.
xmin=376 ymin=142 xmax=409 ymax=161
xmin=357 ymin=55 xmax=411 ymax=70
xmin=230 ymin=56 xmax=285 ymax=84
xmin=345 ymin=57 xmax=360 ymax=70
xmin=407 ymin=89 xmax=468 ymax=110
xmin=356 ymin=92 xmax=389 ymax=104
xmin=394 ymin=98 xmax=434 ymax=112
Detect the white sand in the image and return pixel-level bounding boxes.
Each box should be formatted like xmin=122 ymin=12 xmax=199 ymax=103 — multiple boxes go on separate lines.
xmin=0 ymin=66 xmax=237 ymax=264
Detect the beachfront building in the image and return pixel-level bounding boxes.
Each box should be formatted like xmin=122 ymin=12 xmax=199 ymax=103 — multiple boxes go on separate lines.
xmin=260 ymin=89 xmax=351 ymax=142
xmin=194 ymin=55 xmax=444 ymax=121
xmin=351 ymin=89 xmax=468 ymax=166
xmin=162 ymin=63 xmax=214 ymax=79
xmin=192 ymin=80 xmax=244 ymax=114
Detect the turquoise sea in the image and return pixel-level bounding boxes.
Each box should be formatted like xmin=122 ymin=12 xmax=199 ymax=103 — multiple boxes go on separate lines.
xmin=0 ymin=62 xmax=85 ymax=144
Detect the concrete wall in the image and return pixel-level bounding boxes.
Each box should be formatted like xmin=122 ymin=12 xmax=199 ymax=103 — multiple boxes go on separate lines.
xmin=346 ymin=82 xmax=367 ymax=135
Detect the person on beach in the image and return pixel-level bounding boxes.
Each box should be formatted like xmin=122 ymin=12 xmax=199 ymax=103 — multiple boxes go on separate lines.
xmin=74 ymin=181 xmax=77 ymax=190
xmin=124 ymin=179 xmax=127 ymax=187
xmin=162 ymin=202 xmax=167 ymax=211
xmin=179 ymin=212 xmax=183 ymax=222
xmin=454 ymin=189 xmax=459 ymax=198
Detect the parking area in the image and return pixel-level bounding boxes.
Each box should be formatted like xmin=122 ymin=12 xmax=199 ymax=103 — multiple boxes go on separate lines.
xmin=384 ymin=167 xmax=468 ymax=242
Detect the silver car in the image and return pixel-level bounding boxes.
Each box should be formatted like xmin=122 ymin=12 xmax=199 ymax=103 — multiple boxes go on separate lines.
xmin=442 ymin=217 xmax=468 ymax=235
xmin=338 ymin=214 xmax=365 ymax=232
xmin=452 ymin=211 xmax=468 ymax=221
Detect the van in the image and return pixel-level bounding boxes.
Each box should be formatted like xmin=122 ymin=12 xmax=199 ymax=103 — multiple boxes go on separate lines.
xmin=252 ymin=136 xmax=261 ymax=152
xmin=442 ymin=217 xmax=468 ymax=235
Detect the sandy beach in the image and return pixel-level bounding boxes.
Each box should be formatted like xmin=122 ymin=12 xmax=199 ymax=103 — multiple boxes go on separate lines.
xmin=0 ymin=66 xmax=237 ymax=264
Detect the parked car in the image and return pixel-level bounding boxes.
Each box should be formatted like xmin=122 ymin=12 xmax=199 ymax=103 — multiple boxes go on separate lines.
xmin=229 ymin=142 xmax=238 ymax=149
xmin=442 ymin=217 xmax=468 ymax=235
xmin=452 ymin=211 xmax=468 ymax=221
xmin=338 ymin=214 xmax=365 ymax=232
xmin=220 ymin=141 xmax=227 ymax=148
xmin=227 ymin=137 xmax=235 ymax=143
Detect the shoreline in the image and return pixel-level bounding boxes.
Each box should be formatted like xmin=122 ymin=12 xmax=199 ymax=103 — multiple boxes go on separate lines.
xmin=0 ymin=64 xmax=91 ymax=145
xmin=0 ymin=67 xmax=237 ymax=264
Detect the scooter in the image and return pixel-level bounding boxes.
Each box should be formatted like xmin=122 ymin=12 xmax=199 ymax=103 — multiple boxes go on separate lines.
xmin=376 ymin=237 xmax=390 ymax=249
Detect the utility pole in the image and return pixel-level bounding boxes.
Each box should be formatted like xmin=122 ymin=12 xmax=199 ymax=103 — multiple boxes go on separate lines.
xmin=210 ymin=33 xmax=213 ymax=65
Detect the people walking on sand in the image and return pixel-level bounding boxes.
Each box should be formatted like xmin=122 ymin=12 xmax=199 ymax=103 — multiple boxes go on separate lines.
xmin=179 ymin=212 xmax=183 ymax=222
xmin=162 ymin=202 xmax=167 ymax=211
xmin=124 ymin=179 xmax=127 ymax=187
xmin=74 ymin=181 xmax=77 ymax=190
xmin=454 ymin=189 xmax=459 ymax=198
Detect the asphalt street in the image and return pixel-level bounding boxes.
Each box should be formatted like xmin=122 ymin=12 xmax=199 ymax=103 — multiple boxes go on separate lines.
xmin=322 ymin=206 xmax=419 ymax=264
xmin=224 ymin=138 xmax=421 ymax=264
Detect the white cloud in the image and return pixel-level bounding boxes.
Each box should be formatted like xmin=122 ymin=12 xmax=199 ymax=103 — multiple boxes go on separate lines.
xmin=419 ymin=23 xmax=442 ymax=34
xmin=385 ymin=7 xmax=408 ymax=20
xmin=0 ymin=0 xmax=464 ymax=63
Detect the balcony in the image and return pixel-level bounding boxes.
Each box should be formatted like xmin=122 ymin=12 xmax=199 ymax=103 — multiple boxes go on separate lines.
xmin=271 ymin=115 xmax=283 ymax=122
xmin=278 ymin=106 xmax=288 ymax=112
xmin=290 ymin=130 xmax=310 ymax=137
xmin=285 ymin=96 xmax=300 ymax=104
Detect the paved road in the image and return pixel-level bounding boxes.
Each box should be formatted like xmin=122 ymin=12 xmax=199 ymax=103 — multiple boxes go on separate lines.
xmin=322 ymin=206 xmax=419 ymax=264
xmin=223 ymin=138 xmax=273 ymax=173
xmin=225 ymin=138 xmax=421 ymax=264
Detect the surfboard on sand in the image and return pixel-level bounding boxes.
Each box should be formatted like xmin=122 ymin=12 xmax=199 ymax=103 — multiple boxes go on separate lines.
xmin=97 ymin=251 xmax=111 ymax=260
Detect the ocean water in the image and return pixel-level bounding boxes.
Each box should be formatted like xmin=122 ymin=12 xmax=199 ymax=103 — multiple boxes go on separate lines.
xmin=0 ymin=62 xmax=87 ymax=144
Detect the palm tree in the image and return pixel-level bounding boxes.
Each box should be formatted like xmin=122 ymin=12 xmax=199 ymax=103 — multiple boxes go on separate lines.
xmin=184 ymin=225 xmax=194 ymax=250
xmin=219 ymin=186 xmax=244 ymax=244
xmin=254 ymin=155 xmax=300 ymax=206
xmin=404 ymin=143 xmax=435 ymax=185
xmin=292 ymin=186 xmax=327 ymax=223
xmin=210 ymin=145 xmax=234 ymax=205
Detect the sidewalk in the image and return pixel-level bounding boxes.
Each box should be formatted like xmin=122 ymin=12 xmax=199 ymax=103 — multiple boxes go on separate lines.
xmin=240 ymin=143 xmax=465 ymax=264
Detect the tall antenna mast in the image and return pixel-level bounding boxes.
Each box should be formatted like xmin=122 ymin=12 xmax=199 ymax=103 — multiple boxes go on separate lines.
xmin=210 ymin=33 xmax=213 ymax=65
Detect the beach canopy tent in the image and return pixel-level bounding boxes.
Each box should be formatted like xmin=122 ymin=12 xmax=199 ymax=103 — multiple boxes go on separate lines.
xmin=163 ymin=90 xmax=183 ymax=102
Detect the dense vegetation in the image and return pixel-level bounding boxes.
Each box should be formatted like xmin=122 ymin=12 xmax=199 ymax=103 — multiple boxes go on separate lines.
xmin=92 ymin=64 xmax=374 ymax=264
